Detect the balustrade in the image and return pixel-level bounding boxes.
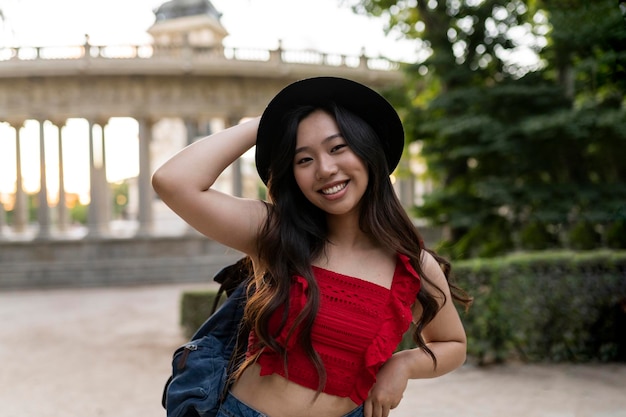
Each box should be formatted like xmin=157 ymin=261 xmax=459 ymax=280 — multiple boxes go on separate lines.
xmin=0 ymin=40 xmax=400 ymax=72
xmin=0 ymin=40 xmax=404 ymax=241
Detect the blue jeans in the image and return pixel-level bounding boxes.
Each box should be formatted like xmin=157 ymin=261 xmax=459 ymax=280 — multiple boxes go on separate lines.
xmin=216 ymin=391 xmax=364 ymax=417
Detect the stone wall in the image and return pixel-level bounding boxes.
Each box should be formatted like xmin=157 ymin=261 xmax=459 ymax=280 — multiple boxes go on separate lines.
xmin=0 ymin=235 xmax=242 ymax=290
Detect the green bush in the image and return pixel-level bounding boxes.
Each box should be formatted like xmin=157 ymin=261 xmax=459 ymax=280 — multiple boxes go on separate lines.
xmin=180 ymin=290 xmax=224 ymax=338
xmin=440 ymin=216 xmax=515 ymax=259
xmin=606 ymin=221 xmax=626 ymax=249
xmin=518 ymin=221 xmax=559 ymax=250
xmin=568 ymin=221 xmax=602 ymax=250
xmin=454 ymin=250 xmax=626 ymax=364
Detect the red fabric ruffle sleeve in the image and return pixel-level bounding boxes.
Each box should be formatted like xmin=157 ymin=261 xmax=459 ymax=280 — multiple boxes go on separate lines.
xmin=353 ymin=254 xmax=421 ymax=403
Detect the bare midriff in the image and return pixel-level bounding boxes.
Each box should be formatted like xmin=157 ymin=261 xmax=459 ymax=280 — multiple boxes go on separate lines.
xmin=230 ymin=363 xmax=359 ymax=417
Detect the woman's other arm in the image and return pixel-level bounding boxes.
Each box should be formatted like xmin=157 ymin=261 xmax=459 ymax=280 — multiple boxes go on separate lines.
xmin=365 ymin=250 xmax=467 ymax=417
xmin=151 ymin=117 xmax=266 ymax=256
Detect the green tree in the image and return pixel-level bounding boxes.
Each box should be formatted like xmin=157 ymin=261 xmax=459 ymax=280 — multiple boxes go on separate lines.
xmin=535 ymin=0 xmax=626 ymax=249
xmin=352 ymin=0 xmax=626 ymax=257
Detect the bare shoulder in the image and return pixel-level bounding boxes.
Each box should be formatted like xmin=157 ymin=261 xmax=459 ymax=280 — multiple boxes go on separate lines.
xmin=417 ymin=250 xmax=452 ymax=302
xmin=419 ymin=251 xmax=446 ymax=282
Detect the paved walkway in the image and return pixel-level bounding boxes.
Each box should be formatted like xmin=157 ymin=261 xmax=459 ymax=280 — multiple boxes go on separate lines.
xmin=1 ymin=284 xmax=625 ymax=417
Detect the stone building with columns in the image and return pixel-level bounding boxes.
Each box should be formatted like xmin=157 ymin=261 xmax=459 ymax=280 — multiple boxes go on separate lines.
xmin=0 ymin=0 xmax=420 ymax=289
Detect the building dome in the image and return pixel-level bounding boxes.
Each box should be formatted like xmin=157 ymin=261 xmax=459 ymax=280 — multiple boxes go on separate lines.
xmin=149 ymin=0 xmax=227 ymax=48
xmin=154 ymin=0 xmax=222 ymax=22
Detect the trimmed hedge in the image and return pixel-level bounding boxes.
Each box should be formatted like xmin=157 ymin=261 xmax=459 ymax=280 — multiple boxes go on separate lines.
xmin=180 ymin=290 xmax=224 ymax=338
xmin=180 ymin=250 xmax=626 ymax=363
xmin=453 ymin=250 xmax=626 ymax=364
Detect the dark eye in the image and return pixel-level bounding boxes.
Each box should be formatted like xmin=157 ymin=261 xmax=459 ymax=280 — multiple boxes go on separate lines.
xmin=331 ymin=144 xmax=347 ymax=153
xmin=295 ymin=156 xmax=312 ymax=165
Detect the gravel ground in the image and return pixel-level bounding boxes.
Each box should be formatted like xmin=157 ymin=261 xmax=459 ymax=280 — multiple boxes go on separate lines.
xmin=1 ymin=284 xmax=625 ymax=417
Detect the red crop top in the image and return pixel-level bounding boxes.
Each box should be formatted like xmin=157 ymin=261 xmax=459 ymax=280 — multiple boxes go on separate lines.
xmin=246 ymin=254 xmax=421 ymax=405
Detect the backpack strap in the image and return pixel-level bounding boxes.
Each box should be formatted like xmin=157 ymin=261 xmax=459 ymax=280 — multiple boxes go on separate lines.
xmin=211 ymin=256 xmax=253 ymax=315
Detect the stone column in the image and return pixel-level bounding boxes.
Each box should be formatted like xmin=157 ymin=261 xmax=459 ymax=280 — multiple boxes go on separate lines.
xmin=0 ymin=197 xmax=5 ymax=239
xmin=398 ymin=176 xmax=415 ymax=209
xmin=87 ymin=120 xmax=100 ymax=237
xmin=0 ymin=126 xmax=6 ymax=237
xmin=184 ymin=118 xmax=199 ymax=145
xmin=183 ymin=117 xmax=201 ymax=235
xmin=359 ymin=47 xmax=368 ymax=69
xmin=397 ymin=157 xmax=415 ymax=209
xmin=35 ymin=119 xmax=52 ymax=240
xmin=9 ymin=120 xmax=27 ymax=234
xmin=226 ymin=115 xmax=243 ymax=197
xmin=52 ymin=119 xmax=69 ymax=233
xmin=136 ymin=117 xmax=154 ymax=237
xmin=86 ymin=120 xmax=109 ymax=238
xmin=98 ymin=119 xmax=112 ymax=226
xmin=270 ymin=40 xmax=283 ymax=64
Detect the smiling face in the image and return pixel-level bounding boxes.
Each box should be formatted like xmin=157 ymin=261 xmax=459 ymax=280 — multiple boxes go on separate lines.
xmin=292 ymin=109 xmax=369 ymax=218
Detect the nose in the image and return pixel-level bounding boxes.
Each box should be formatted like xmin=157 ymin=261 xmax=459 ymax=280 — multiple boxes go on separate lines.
xmin=316 ymin=154 xmax=338 ymax=179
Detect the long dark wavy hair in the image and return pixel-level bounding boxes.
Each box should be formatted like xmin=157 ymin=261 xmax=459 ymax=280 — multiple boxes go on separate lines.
xmin=236 ymin=102 xmax=471 ymax=392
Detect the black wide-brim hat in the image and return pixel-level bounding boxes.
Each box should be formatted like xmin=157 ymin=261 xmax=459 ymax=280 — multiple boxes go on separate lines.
xmin=255 ymin=76 xmax=404 ymax=184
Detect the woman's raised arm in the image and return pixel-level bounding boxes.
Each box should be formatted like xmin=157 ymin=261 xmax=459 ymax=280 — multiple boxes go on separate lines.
xmin=151 ymin=117 xmax=266 ymax=256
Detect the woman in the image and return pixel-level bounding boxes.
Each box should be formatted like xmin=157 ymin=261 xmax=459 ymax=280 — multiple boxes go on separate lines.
xmin=152 ymin=77 xmax=470 ymax=417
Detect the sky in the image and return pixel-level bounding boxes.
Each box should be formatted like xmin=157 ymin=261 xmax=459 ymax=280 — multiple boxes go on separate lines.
xmin=0 ymin=0 xmax=420 ymax=202
xmin=0 ymin=0 xmax=419 ymax=61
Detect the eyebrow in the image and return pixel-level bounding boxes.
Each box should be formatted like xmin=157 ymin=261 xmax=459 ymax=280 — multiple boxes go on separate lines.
xmin=294 ymin=132 xmax=343 ymax=155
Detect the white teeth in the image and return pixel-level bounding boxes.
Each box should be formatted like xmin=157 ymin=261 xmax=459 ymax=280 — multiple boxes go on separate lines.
xmin=321 ymin=182 xmax=347 ymax=195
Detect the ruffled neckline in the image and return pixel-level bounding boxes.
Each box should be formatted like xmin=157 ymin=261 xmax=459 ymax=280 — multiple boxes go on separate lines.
xmin=310 ymin=265 xmax=392 ymax=292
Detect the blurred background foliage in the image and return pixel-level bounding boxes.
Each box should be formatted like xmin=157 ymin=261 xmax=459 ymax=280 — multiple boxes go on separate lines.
xmin=350 ymin=0 xmax=626 ymax=259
